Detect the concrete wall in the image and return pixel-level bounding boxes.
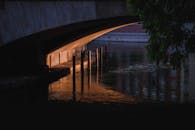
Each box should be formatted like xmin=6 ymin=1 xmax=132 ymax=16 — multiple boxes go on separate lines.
xmin=0 ymin=1 xmax=96 ymax=44
xmin=95 ymin=0 xmax=128 ymax=19
xmin=0 ymin=0 xmax=128 ymax=45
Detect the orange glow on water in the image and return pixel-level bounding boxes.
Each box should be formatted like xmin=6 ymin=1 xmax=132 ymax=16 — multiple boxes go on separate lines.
xmin=48 ymin=72 xmax=143 ymax=104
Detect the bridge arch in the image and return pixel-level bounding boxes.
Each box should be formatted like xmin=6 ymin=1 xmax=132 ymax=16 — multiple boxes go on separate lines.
xmin=0 ymin=16 xmax=139 ymax=75
xmin=46 ymin=21 xmax=139 ymax=68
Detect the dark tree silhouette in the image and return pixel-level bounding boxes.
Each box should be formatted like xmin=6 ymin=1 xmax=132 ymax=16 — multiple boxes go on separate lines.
xmin=128 ymin=0 xmax=195 ymax=68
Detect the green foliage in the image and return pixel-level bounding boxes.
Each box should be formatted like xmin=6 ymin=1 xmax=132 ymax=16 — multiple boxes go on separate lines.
xmin=128 ymin=0 xmax=195 ymax=68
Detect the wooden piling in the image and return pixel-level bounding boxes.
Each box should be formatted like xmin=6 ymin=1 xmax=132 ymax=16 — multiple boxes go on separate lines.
xmin=49 ymin=55 xmax=52 ymax=68
xmin=88 ymin=50 xmax=92 ymax=88
xmin=81 ymin=51 xmax=84 ymax=95
xmin=72 ymin=55 xmax=76 ymax=101
xmin=100 ymin=47 xmax=103 ymax=65
xmin=59 ymin=52 xmax=61 ymax=65
xmin=88 ymin=50 xmax=91 ymax=71
xmin=96 ymin=48 xmax=99 ymax=84
xmin=96 ymin=48 xmax=99 ymax=68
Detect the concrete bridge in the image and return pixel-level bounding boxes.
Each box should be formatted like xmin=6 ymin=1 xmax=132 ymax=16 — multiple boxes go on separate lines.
xmin=0 ymin=0 xmax=129 ymax=44
xmin=0 ymin=0 xmax=139 ymax=75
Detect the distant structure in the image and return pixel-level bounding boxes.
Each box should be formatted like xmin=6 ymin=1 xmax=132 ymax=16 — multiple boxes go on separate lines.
xmin=95 ymin=24 xmax=149 ymax=43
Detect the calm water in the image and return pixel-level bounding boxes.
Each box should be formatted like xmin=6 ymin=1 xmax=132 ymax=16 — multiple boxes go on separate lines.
xmin=48 ymin=41 xmax=195 ymax=104
xmin=1 ymin=41 xmax=194 ymax=104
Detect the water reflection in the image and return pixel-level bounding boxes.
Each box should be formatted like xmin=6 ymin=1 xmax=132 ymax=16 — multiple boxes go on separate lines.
xmin=48 ymin=72 xmax=141 ymax=103
xmin=48 ymin=41 xmax=193 ymax=104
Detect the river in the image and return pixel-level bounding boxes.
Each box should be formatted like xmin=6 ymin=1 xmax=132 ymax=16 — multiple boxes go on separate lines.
xmin=48 ymin=40 xmax=195 ymax=104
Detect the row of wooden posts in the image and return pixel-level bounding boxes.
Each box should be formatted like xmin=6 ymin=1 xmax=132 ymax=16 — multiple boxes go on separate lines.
xmin=72 ymin=46 xmax=106 ymax=101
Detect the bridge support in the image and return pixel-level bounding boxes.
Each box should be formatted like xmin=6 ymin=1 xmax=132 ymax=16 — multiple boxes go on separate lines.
xmin=72 ymin=55 xmax=76 ymax=102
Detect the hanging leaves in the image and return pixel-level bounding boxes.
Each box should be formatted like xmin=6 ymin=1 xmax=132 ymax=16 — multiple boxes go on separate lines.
xmin=128 ymin=0 xmax=195 ymax=68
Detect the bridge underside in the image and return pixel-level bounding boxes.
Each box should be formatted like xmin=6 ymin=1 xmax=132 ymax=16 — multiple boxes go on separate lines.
xmin=0 ymin=16 xmax=139 ymax=76
xmin=46 ymin=23 xmax=139 ymax=68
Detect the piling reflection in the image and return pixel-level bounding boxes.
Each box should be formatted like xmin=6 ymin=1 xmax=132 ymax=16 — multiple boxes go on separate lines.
xmin=48 ymin=73 xmax=141 ymax=103
xmin=48 ymin=41 xmax=192 ymax=104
